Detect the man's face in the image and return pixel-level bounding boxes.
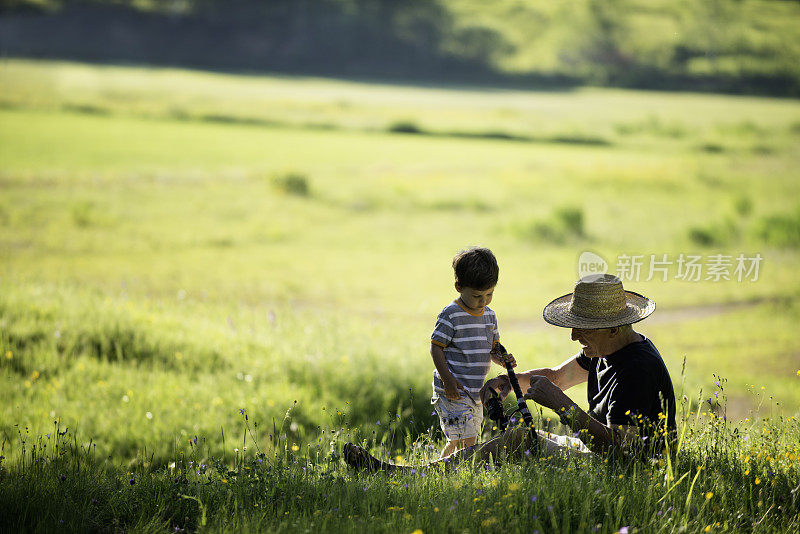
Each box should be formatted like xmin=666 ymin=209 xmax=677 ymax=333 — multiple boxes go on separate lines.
xmin=570 ymin=327 xmax=613 ymax=357
xmin=456 ymin=284 xmax=495 ymax=313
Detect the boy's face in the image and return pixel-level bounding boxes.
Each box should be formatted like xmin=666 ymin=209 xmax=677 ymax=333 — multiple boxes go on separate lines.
xmin=455 ymin=284 xmax=495 ymax=313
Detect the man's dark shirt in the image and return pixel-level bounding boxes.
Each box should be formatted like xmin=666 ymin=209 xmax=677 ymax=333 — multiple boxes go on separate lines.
xmin=575 ymin=336 xmax=676 ymax=453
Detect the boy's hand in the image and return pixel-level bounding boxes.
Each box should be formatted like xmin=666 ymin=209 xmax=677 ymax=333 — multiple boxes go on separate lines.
xmin=490 ymin=342 xmax=516 ymax=368
xmin=499 ymin=352 xmax=517 ymax=368
xmin=443 ymin=377 xmax=466 ymax=401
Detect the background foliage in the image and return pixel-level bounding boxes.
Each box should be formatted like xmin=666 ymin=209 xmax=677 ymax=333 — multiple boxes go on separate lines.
xmin=1 ymin=0 xmax=800 ymax=95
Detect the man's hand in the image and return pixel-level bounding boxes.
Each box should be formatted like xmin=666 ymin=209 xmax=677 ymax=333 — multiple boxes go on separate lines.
xmin=524 ymin=375 xmax=569 ymax=410
xmin=480 ymin=375 xmax=512 ymax=404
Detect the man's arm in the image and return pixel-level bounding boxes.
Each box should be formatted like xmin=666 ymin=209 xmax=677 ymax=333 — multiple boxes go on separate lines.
xmin=525 ymin=375 xmax=638 ymax=453
xmin=542 ymin=356 xmax=588 ymax=390
xmin=481 ymin=355 xmax=588 ymax=404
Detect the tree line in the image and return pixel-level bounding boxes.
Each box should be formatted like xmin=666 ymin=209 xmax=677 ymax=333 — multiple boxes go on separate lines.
xmin=1 ymin=0 xmax=798 ymax=96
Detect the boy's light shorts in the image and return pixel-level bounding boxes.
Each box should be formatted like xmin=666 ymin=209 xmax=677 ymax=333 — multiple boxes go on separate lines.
xmin=434 ymin=395 xmax=483 ymax=441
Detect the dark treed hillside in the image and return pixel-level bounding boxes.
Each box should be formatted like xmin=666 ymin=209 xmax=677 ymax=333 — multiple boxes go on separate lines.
xmin=1 ymin=0 xmax=799 ymax=95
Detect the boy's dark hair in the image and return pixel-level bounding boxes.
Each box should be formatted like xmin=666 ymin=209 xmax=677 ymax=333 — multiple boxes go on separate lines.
xmin=452 ymin=247 xmax=499 ymax=290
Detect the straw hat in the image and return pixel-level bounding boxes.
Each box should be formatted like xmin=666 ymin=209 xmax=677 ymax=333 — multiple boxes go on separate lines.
xmin=542 ymin=274 xmax=655 ymax=329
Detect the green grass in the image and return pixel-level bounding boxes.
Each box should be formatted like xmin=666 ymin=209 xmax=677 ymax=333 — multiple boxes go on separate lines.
xmin=2 ymin=402 xmax=798 ymax=533
xmin=1 ymin=58 xmax=800 ymax=531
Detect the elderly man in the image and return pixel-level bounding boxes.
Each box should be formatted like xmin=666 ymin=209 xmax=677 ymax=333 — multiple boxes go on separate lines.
xmin=344 ymin=274 xmax=676 ymax=471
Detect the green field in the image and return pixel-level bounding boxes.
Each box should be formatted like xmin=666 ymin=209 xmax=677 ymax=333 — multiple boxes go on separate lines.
xmin=1 ymin=59 xmax=799 ymax=532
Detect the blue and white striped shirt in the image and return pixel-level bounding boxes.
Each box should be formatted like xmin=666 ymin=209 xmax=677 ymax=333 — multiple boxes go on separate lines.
xmin=431 ymin=300 xmax=499 ymax=403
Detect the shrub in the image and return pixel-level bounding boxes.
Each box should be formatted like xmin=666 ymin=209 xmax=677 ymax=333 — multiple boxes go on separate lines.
xmin=518 ymin=206 xmax=585 ymax=244
xmin=272 ymin=173 xmax=310 ymax=197
xmin=555 ymin=206 xmax=584 ymax=237
xmin=698 ymin=142 xmax=725 ymax=153
xmin=754 ymin=208 xmax=800 ymax=248
xmin=688 ymin=218 xmax=738 ymax=247
xmin=71 ymin=201 xmax=95 ymax=227
xmin=387 ymin=121 xmax=423 ymax=134
xmin=733 ymin=195 xmax=753 ymax=218
xmin=547 ymin=134 xmax=612 ymax=146
xmin=688 ymin=227 xmax=718 ymax=247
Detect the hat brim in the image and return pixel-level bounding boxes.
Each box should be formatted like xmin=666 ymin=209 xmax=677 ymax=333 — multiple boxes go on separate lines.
xmin=542 ymin=290 xmax=655 ymax=329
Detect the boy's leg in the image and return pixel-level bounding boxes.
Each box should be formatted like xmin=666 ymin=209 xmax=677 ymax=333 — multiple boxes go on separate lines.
xmin=440 ymin=440 xmax=458 ymax=458
xmin=462 ymin=436 xmax=478 ymax=448
xmin=434 ymin=397 xmax=482 ymax=458
xmin=440 ymin=435 xmax=478 ymax=458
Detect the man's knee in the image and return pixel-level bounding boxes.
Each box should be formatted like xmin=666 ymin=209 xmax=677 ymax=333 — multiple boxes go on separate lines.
xmin=480 ymin=427 xmax=538 ymax=462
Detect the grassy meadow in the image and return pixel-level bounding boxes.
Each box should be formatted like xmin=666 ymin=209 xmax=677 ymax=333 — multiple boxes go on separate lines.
xmin=1 ymin=58 xmax=800 ymax=532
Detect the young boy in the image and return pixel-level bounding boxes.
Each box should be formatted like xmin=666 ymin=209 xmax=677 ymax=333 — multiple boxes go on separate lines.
xmin=430 ymin=247 xmax=516 ymax=457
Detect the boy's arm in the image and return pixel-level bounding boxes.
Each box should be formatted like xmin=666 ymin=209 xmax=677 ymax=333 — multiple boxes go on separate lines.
xmin=431 ymin=343 xmax=464 ymax=400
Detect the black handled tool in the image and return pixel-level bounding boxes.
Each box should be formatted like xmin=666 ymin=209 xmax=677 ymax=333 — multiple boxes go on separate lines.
xmin=486 ymin=342 xmax=533 ymax=432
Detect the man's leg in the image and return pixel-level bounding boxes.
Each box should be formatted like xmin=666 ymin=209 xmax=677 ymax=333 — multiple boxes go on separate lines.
xmin=536 ymin=430 xmax=593 ymax=456
xmin=439 ymin=426 xmax=534 ymax=467
xmin=344 ymin=426 xmax=537 ymax=472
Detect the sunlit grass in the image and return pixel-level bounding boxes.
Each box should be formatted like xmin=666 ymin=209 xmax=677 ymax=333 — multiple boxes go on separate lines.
xmin=1 ymin=58 xmax=800 ymax=532
xmin=2 ymin=59 xmax=800 ymax=150
xmin=1 ymin=393 xmax=797 ymax=533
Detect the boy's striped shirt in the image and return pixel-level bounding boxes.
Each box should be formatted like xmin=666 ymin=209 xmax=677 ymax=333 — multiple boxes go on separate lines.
xmin=431 ymin=300 xmax=499 ymax=402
